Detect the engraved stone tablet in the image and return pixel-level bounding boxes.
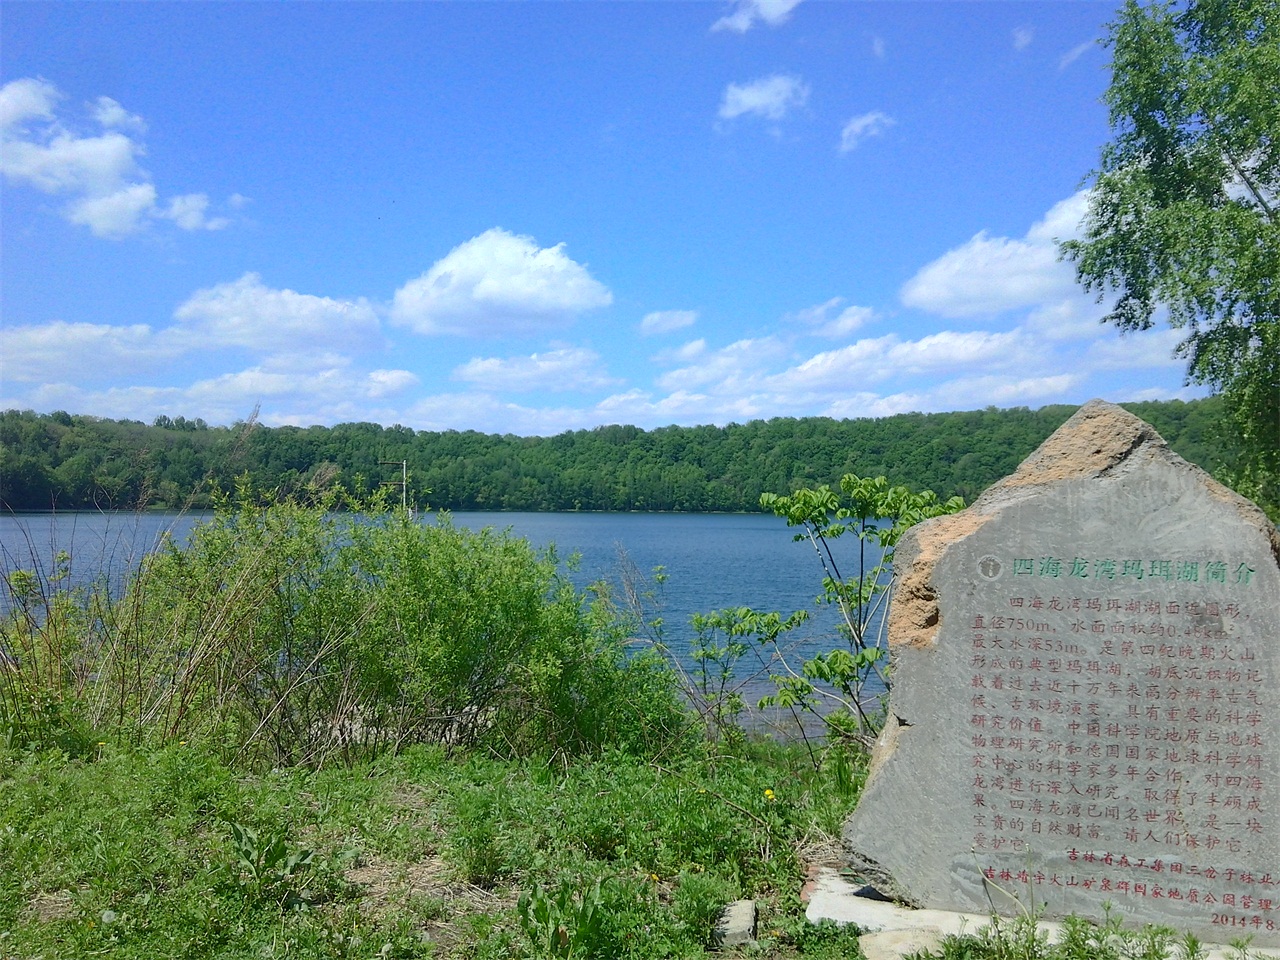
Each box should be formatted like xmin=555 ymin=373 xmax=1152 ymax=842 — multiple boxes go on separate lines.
xmin=844 ymin=399 xmax=1280 ymax=945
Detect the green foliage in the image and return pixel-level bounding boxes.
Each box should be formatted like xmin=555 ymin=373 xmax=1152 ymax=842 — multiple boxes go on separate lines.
xmin=0 ymin=495 xmax=689 ymax=767
xmin=517 ymin=878 xmax=606 ymax=959
xmin=226 ymin=821 xmax=316 ymax=901
xmin=687 ymin=607 xmax=809 ymax=742
xmin=761 ymin=474 xmax=965 ymax=738
xmin=1060 ymin=0 xmax=1279 ymax=518
xmin=0 ymin=399 xmax=1242 ymax=512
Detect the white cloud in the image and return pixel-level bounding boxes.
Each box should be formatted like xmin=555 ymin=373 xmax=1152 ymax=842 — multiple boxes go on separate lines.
xmin=656 ymin=337 xmax=781 ymax=391
xmin=452 ymin=347 xmax=617 ymax=393
xmin=1013 ymin=26 xmax=1035 ymax=51
xmin=391 ymin=228 xmax=612 ymax=336
xmin=0 ymin=77 xmax=58 ymax=129
xmin=65 ymin=182 xmax=158 ymax=239
xmin=900 ymin=191 xmax=1089 ymax=318
xmin=652 ymin=338 xmax=709 ymax=365
xmin=19 ymin=361 xmax=420 ymax=431
xmin=718 ymin=74 xmax=809 ymax=122
xmin=92 ymin=96 xmax=146 ymax=132
xmin=768 ymin=330 xmax=1031 ymax=395
xmin=173 ymin=273 xmax=381 ymax=353
xmin=871 ymin=36 xmax=886 ymax=58
xmin=788 ymin=297 xmax=874 ymax=337
xmin=711 ymin=0 xmax=803 ymax=34
xmin=0 ymin=320 xmax=177 ymax=383
xmin=366 ymin=369 xmax=420 ymax=399
xmin=2 ymin=128 xmax=140 ymax=195
xmin=0 ymin=77 xmax=237 ymax=238
xmin=839 ymin=111 xmax=894 ymax=153
xmin=158 ymin=193 xmax=230 ymax=231
xmin=640 ymin=309 xmax=698 ymax=335
xmin=1059 ymin=40 xmax=1095 ymax=71
xmin=823 ymin=374 xmax=1079 ymax=420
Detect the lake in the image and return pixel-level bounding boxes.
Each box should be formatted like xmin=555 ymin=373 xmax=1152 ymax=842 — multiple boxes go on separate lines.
xmin=0 ymin=510 xmax=891 ymax=731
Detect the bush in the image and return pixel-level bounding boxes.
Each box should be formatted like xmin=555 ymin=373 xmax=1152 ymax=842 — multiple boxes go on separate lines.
xmin=1 ymin=497 xmax=691 ymax=766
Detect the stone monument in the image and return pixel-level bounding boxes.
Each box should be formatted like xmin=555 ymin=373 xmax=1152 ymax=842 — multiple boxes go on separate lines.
xmin=844 ymin=400 xmax=1280 ymax=945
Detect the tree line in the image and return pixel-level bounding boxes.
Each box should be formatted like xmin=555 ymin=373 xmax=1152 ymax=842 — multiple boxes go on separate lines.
xmin=0 ymin=398 xmax=1240 ymax=513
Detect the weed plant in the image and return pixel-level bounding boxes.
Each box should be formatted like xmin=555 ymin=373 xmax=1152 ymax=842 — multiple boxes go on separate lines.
xmin=906 ymin=909 xmax=1264 ymax=960
xmin=1 ymin=491 xmax=689 ymax=765
xmin=0 ymin=737 xmax=867 ymax=959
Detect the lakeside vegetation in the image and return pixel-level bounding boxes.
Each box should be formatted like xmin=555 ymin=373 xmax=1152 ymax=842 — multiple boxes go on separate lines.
xmin=0 ymin=398 xmax=1239 ymax=514
xmin=3 ymin=494 xmax=1266 ymax=959
xmin=0 ymin=492 xmax=865 ymax=958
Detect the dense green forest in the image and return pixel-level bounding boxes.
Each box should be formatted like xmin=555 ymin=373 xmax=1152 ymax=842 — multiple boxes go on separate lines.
xmin=0 ymin=398 xmax=1237 ymax=512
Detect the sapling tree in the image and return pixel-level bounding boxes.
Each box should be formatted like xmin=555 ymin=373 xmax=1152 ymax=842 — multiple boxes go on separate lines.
xmin=760 ymin=474 xmax=964 ymax=740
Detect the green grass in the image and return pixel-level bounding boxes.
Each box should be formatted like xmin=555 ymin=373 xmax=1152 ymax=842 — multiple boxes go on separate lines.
xmin=906 ymin=910 xmax=1266 ymax=960
xmin=0 ymin=737 xmax=867 ymax=959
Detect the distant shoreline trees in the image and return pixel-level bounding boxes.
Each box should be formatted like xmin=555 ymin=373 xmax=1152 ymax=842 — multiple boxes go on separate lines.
xmin=0 ymin=398 xmax=1239 ymax=513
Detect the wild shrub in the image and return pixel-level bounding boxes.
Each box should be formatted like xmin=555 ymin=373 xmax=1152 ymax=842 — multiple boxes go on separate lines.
xmin=1 ymin=495 xmax=691 ymax=766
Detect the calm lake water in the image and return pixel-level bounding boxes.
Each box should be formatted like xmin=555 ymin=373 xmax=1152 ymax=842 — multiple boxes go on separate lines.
xmin=0 ymin=510 xmax=890 ymax=730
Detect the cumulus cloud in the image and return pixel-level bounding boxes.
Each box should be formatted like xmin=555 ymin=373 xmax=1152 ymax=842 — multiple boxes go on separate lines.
xmin=839 ymin=111 xmax=894 ymax=153
xmin=640 ymin=310 xmax=698 ymax=335
xmin=65 ymin=182 xmax=158 ymax=238
xmin=768 ymin=330 xmax=1031 ymax=395
xmin=656 ymin=337 xmax=781 ymax=391
xmin=18 ymin=359 xmax=423 ymax=431
xmin=718 ymin=74 xmax=809 ymax=122
xmin=0 ymin=77 xmax=58 ymax=129
xmin=174 ymin=273 xmax=381 ymax=353
xmin=1059 ymin=40 xmax=1095 ymax=71
xmin=391 ymin=228 xmax=612 ymax=336
xmin=1 ymin=320 xmax=178 ymax=383
xmin=159 ymin=193 xmax=230 ymax=231
xmin=366 ymin=369 xmax=420 ymax=399
xmin=0 ymin=77 xmax=237 ymax=237
xmin=711 ymin=0 xmax=798 ymax=34
xmin=900 ymin=191 xmax=1089 ymax=318
xmin=711 ymin=0 xmax=803 ymax=34
xmin=452 ymin=347 xmax=617 ymax=393
xmin=788 ymin=297 xmax=874 ymax=337
xmin=92 ymin=96 xmax=146 ymax=132
xmin=1013 ymin=26 xmax=1035 ymax=51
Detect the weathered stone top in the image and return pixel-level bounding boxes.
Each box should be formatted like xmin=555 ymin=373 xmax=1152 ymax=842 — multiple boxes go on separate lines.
xmin=887 ymin=400 xmax=1280 ymax=655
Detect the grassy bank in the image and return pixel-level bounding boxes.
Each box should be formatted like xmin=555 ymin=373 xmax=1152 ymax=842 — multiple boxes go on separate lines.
xmin=0 ymin=495 xmax=869 ymax=958
xmin=1 ymin=737 xmax=869 ymax=959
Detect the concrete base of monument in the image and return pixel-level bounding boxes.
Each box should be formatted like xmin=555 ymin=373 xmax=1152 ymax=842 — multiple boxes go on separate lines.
xmin=804 ymin=867 xmax=1280 ymax=960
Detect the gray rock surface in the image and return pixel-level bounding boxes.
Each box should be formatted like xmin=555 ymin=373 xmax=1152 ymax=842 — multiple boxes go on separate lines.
xmin=713 ymin=898 xmax=756 ymax=948
xmin=844 ymin=400 xmax=1280 ymax=946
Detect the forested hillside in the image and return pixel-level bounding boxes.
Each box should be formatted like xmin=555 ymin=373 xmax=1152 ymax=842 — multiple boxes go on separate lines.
xmin=0 ymin=399 xmax=1235 ymax=512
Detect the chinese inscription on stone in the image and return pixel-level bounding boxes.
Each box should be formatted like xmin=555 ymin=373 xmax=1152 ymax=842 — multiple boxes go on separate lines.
xmin=844 ymin=400 xmax=1280 ymax=945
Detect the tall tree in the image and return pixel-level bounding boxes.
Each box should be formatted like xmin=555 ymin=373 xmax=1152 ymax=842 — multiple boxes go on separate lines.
xmin=1061 ymin=0 xmax=1279 ymax=518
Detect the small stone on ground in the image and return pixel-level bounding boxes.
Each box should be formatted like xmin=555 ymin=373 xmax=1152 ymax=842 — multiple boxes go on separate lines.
xmin=713 ymin=899 xmax=756 ymax=948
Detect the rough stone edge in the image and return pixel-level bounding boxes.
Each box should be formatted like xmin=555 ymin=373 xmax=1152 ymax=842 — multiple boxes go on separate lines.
xmin=886 ymin=399 xmax=1280 ymax=659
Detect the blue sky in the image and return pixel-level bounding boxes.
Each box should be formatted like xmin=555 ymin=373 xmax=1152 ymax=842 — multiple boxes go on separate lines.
xmin=1 ymin=1 xmax=1200 ymax=434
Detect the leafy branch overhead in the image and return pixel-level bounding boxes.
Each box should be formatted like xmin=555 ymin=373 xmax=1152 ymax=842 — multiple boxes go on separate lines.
xmin=1060 ymin=0 xmax=1279 ymax=517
